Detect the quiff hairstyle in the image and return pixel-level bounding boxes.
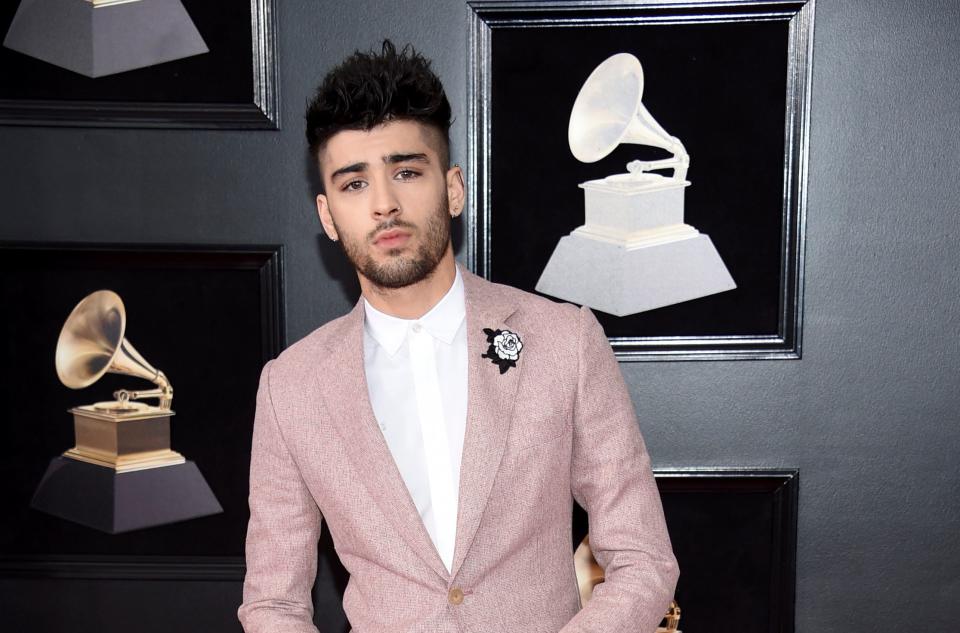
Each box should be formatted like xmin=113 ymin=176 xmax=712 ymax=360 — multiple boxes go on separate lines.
xmin=305 ymin=40 xmax=452 ymax=177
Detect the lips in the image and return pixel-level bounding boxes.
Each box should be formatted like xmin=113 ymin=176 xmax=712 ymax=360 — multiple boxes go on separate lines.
xmin=373 ymin=228 xmax=411 ymax=249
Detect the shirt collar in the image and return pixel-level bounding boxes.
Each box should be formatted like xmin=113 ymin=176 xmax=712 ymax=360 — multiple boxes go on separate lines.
xmin=363 ymin=267 xmax=466 ymax=356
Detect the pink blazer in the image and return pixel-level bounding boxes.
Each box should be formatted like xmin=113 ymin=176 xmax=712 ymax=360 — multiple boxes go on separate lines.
xmin=239 ymin=267 xmax=678 ymax=633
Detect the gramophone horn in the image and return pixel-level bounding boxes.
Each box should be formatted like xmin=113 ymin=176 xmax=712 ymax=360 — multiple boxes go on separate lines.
xmin=55 ymin=290 xmax=166 ymax=394
xmin=568 ymin=52 xmax=683 ymax=163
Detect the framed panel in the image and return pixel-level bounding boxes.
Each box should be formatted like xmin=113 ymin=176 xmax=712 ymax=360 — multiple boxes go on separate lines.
xmin=573 ymin=469 xmax=799 ymax=633
xmin=467 ymin=0 xmax=813 ymax=360
xmin=0 ymin=243 xmax=285 ymax=580
xmin=0 ymin=0 xmax=279 ymax=129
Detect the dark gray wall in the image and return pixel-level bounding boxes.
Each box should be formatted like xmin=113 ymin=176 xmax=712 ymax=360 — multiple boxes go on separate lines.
xmin=2 ymin=1 xmax=958 ymax=632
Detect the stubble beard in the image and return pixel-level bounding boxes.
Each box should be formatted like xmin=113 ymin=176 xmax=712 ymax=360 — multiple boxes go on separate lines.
xmin=336 ymin=196 xmax=451 ymax=290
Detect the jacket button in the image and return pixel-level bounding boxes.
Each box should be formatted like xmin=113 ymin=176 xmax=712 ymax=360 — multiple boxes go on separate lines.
xmin=448 ymin=587 xmax=464 ymax=605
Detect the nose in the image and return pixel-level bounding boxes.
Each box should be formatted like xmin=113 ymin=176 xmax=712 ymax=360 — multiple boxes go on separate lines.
xmin=370 ymin=178 xmax=401 ymax=220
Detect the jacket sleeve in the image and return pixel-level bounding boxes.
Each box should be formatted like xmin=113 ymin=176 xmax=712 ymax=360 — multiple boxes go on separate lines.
xmin=560 ymin=307 xmax=679 ymax=633
xmin=238 ymin=360 xmax=323 ymax=633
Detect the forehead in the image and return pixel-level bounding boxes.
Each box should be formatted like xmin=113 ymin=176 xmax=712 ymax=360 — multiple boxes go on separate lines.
xmin=320 ymin=120 xmax=441 ymax=172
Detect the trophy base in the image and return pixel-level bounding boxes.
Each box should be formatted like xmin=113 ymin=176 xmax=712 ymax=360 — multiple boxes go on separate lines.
xmin=536 ymin=230 xmax=736 ymax=316
xmin=63 ymin=447 xmax=186 ymax=473
xmin=66 ymin=405 xmax=183 ymax=472
xmin=30 ymin=456 xmax=222 ymax=534
xmin=581 ymin=175 xmax=689 ymax=232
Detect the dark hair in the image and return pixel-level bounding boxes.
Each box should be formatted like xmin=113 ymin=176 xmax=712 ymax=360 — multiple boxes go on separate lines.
xmin=305 ymin=40 xmax=452 ymax=171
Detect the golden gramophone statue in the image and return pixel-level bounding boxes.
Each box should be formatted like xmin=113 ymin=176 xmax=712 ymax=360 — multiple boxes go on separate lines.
xmin=30 ymin=290 xmax=222 ymax=533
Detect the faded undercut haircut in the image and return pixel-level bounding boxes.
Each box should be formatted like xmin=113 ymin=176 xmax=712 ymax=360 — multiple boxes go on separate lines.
xmin=305 ymin=40 xmax=453 ymax=179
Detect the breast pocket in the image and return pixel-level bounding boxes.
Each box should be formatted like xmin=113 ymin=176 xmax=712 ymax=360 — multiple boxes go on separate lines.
xmin=509 ymin=419 xmax=571 ymax=456
xmin=508 ymin=427 xmax=573 ymax=535
xmin=506 ymin=393 xmax=573 ymax=454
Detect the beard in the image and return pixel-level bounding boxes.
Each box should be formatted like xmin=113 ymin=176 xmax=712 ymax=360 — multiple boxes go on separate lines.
xmin=335 ymin=195 xmax=451 ymax=290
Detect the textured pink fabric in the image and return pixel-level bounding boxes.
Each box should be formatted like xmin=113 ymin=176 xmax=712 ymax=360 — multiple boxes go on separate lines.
xmin=239 ymin=267 xmax=678 ymax=633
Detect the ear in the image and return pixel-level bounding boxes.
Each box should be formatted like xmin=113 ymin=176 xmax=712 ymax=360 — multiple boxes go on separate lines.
xmin=316 ymin=194 xmax=339 ymax=241
xmin=446 ymin=165 xmax=465 ymax=218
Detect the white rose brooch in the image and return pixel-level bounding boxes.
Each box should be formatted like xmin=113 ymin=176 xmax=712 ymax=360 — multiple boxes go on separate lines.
xmin=481 ymin=328 xmax=523 ymax=374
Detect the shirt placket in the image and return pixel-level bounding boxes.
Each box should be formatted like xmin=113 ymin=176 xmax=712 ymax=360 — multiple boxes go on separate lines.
xmin=407 ymin=323 xmax=457 ymax=572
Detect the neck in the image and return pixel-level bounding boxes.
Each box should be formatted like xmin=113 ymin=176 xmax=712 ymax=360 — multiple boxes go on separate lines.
xmin=359 ymin=247 xmax=458 ymax=319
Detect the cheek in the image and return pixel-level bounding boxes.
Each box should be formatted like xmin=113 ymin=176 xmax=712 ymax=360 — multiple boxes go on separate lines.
xmin=400 ymin=180 xmax=446 ymax=209
xmin=326 ymin=199 xmax=367 ymax=234
xmin=395 ymin=188 xmax=428 ymax=212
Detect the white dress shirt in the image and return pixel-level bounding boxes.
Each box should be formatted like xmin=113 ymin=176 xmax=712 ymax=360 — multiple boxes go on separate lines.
xmin=362 ymin=269 xmax=468 ymax=572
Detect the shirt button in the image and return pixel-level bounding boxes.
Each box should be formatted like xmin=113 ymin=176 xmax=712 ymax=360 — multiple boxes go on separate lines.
xmin=448 ymin=587 xmax=464 ymax=605
xmin=411 ymin=322 xmax=422 ymax=333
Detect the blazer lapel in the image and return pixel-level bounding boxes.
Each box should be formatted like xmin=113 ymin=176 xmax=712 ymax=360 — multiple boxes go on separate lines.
xmin=451 ymin=268 xmax=523 ymax=577
xmin=314 ymin=300 xmax=449 ymax=581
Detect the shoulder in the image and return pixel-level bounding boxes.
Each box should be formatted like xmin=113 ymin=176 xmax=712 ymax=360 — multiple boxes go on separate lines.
xmin=263 ymin=304 xmax=360 ymax=386
xmin=463 ymin=268 xmax=595 ymax=370
xmin=464 ymin=267 xmax=585 ymax=331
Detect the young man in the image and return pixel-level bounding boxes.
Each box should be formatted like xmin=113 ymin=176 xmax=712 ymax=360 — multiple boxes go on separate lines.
xmin=239 ymin=41 xmax=678 ymax=633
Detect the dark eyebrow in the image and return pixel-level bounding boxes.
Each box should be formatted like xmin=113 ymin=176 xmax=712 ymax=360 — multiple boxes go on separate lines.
xmin=329 ymin=153 xmax=429 ymax=181
xmin=385 ymin=152 xmax=429 ymax=165
xmin=330 ymin=161 xmax=367 ymax=180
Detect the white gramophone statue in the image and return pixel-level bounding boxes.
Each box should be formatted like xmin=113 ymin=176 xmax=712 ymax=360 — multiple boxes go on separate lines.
xmin=536 ymin=53 xmax=736 ymax=316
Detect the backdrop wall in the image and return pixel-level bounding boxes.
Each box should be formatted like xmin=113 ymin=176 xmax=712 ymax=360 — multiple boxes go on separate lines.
xmin=1 ymin=1 xmax=957 ymax=632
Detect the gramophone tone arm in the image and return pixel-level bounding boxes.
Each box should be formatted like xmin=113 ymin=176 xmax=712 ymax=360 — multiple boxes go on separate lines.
xmin=626 ymin=157 xmax=690 ymax=181
xmin=671 ymin=137 xmax=689 ymax=181
xmin=625 ymin=136 xmax=689 ymax=181
xmin=627 ymin=157 xmax=683 ymax=172
xmin=113 ymin=371 xmax=173 ymax=410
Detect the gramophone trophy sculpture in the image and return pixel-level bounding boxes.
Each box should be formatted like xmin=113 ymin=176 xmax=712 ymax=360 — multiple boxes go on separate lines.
xmin=30 ymin=290 xmax=222 ymax=533
xmin=536 ymin=53 xmax=736 ymax=316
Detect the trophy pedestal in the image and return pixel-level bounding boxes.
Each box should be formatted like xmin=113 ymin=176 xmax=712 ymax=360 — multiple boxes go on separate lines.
xmin=3 ymin=0 xmax=208 ymax=78
xmin=30 ymin=402 xmax=222 ymax=533
xmin=537 ymin=230 xmax=736 ymax=316
xmin=536 ymin=175 xmax=735 ymax=316
xmin=31 ymin=456 xmax=222 ymax=534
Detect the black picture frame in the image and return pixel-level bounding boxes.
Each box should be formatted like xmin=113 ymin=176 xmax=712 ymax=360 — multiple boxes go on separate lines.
xmin=571 ymin=469 xmax=799 ymax=633
xmin=0 ymin=0 xmax=279 ymax=129
xmin=467 ymin=0 xmax=814 ymax=360
xmin=0 ymin=243 xmax=285 ymax=581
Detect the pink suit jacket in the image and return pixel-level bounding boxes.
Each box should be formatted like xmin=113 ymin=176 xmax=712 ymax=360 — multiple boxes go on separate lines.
xmin=239 ymin=267 xmax=678 ymax=633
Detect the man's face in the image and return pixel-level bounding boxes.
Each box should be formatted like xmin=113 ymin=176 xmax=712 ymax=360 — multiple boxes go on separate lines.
xmin=316 ymin=120 xmax=464 ymax=289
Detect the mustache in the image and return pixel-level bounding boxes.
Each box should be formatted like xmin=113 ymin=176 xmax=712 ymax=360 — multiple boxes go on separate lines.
xmin=367 ymin=219 xmax=416 ymax=241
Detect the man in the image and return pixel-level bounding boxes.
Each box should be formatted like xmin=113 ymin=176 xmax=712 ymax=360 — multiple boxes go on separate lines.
xmin=238 ymin=41 xmax=678 ymax=633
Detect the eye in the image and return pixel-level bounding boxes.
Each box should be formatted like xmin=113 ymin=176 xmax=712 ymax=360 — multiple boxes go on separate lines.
xmin=395 ymin=168 xmax=420 ymax=181
xmin=341 ymin=179 xmax=366 ymax=192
